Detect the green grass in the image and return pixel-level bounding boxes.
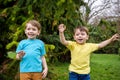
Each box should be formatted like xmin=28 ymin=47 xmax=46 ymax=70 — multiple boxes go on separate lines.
xmin=47 ymin=54 xmax=120 ymax=80
xmin=90 ymin=54 xmax=120 ymax=80
xmin=47 ymin=62 xmax=69 ymax=80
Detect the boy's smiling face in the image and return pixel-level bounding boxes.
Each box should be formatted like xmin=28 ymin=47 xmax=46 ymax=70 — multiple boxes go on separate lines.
xmin=25 ymin=23 xmax=40 ymax=39
xmin=73 ymin=29 xmax=89 ymax=44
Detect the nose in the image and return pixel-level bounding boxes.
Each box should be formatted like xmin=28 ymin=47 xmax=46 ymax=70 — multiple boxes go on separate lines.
xmin=78 ymin=34 xmax=82 ymax=37
xmin=29 ymin=29 xmax=33 ymax=32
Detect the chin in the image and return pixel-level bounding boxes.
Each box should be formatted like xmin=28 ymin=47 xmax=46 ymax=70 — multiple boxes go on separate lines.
xmin=77 ymin=42 xmax=84 ymax=44
xmin=79 ymin=43 xmax=85 ymax=45
xmin=28 ymin=37 xmax=35 ymax=39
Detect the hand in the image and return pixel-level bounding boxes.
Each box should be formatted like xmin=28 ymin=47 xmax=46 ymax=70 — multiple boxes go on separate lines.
xmin=42 ymin=68 xmax=48 ymax=79
xmin=111 ymin=33 xmax=120 ymax=41
xmin=58 ymin=24 xmax=66 ymax=33
xmin=18 ymin=51 xmax=25 ymax=59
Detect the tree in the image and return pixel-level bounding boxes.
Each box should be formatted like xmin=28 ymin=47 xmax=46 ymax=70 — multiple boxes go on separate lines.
xmin=0 ymin=0 xmax=85 ymax=63
xmin=80 ymin=0 xmax=120 ymax=25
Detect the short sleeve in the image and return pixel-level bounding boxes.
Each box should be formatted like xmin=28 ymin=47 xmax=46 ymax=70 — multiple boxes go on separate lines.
xmin=40 ymin=42 xmax=46 ymax=56
xmin=16 ymin=41 xmax=23 ymax=53
xmin=66 ymin=41 xmax=74 ymax=50
xmin=89 ymin=43 xmax=99 ymax=52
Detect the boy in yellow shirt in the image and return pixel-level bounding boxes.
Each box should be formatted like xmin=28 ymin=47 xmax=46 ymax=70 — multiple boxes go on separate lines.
xmin=58 ymin=24 xmax=119 ymax=80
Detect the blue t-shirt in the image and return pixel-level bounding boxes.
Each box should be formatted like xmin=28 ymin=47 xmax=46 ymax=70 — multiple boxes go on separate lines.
xmin=16 ymin=39 xmax=46 ymax=73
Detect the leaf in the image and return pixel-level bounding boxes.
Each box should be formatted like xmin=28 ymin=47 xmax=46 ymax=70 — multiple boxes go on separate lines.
xmin=7 ymin=51 xmax=16 ymax=59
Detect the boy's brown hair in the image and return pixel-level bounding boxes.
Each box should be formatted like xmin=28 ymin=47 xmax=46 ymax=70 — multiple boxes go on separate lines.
xmin=26 ymin=20 xmax=41 ymax=32
xmin=74 ymin=26 xmax=89 ymax=35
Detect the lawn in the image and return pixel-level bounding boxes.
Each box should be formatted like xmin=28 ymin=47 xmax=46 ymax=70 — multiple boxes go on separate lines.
xmin=47 ymin=54 xmax=120 ymax=80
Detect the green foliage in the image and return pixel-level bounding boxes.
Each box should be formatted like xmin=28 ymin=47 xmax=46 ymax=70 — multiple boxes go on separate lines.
xmin=45 ymin=44 xmax=56 ymax=62
xmin=45 ymin=44 xmax=55 ymax=53
xmin=88 ymin=19 xmax=120 ymax=54
xmin=1 ymin=0 xmax=120 ymax=67
xmin=7 ymin=51 xmax=16 ymax=59
xmin=1 ymin=0 xmax=120 ymax=79
xmin=0 ymin=0 xmax=84 ymax=51
xmin=6 ymin=41 xmax=18 ymax=50
xmin=0 ymin=59 xmax=19 ymax=80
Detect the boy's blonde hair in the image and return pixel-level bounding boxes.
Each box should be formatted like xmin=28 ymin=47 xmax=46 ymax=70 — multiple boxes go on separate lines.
xmin=26 ymin=20 xmax=41 ymax=32
xmin=74 ymin=26 xmax=89 ymax=35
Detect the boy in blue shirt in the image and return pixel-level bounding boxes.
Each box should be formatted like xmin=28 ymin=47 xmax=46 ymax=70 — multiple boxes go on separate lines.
xmin=16 ymin=20 xmax=48 ymax=80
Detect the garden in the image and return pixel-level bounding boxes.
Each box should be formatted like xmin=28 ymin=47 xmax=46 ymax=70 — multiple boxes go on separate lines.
xmin=0 ymin=0 xmax=120 ymax=80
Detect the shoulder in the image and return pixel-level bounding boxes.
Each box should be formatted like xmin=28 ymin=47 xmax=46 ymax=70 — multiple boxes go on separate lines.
xmin=35 ymin=39 xmax=45 ymax=45
xmin=85 ymin=43 xmax=99 ymax=49
xmin=19 ymin=39 xmax=28 ymax=44
xmin=36 ymin=39 xmax=44 ymax=43
xmin=67 ymin=41 xmax=75 ymax=45
xmin=86 ymin=43 xmax=98 ymax=45
xmin=85 ymin=43 xmax=98 ymax=46
xmin=66 ymin=41 xmax=76 ymax=47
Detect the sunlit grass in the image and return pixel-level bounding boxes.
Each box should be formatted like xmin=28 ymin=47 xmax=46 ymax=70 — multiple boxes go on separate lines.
xmin=47 ymin=54 xmax=120 ymax=80
xmin=90 ymin=54 xmax=120 ymax=80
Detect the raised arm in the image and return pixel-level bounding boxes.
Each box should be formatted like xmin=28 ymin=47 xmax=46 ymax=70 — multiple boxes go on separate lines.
xmin=98 ymin=34 xmax=119 ymax=49
xmin=58 ymin=24 xmax=69 ymax=46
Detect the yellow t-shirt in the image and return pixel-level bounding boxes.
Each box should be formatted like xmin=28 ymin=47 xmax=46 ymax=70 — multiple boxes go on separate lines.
xmin=66 ymin=41 xmax=99 ymax=74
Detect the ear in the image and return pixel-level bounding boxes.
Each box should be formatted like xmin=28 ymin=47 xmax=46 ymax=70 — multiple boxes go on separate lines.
xmin=73 ymin=35 xmax=76 ymax=40
xmin=25 ymin=29 xmax=27 ymax=35
xmin=86 ymin=35 xmax=89 ymax=40
xmin=37 ymin=31 xmax=40 ymax=36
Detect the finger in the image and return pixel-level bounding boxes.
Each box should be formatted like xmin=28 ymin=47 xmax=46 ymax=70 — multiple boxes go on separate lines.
xmin=42 ymin=70 xmax=47 ymax=78
xmin=63 ymin=25 xmax=66 ymax=29
xmin=42 ymin=72 xmax=47 ymax=79
xmin=21 ymin=51 xmax=25 ymax=55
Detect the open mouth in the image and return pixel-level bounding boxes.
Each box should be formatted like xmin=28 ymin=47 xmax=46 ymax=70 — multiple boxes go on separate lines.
xmin=78 ymin=39 xmax=83 ymax=41
xmin=28 ymin=33 xmax=34 ymax=36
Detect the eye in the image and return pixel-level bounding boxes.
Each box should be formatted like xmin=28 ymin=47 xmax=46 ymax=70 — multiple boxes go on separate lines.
xmin=32 ymin=28 xmax=36 ymax=31
xmin=76 ymin=34 xmax=79 ymax=36
xmin=27 ymin=28 xmax=31 ymax=30
xmin=81 ymin=33 xmax=85 ymax=35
